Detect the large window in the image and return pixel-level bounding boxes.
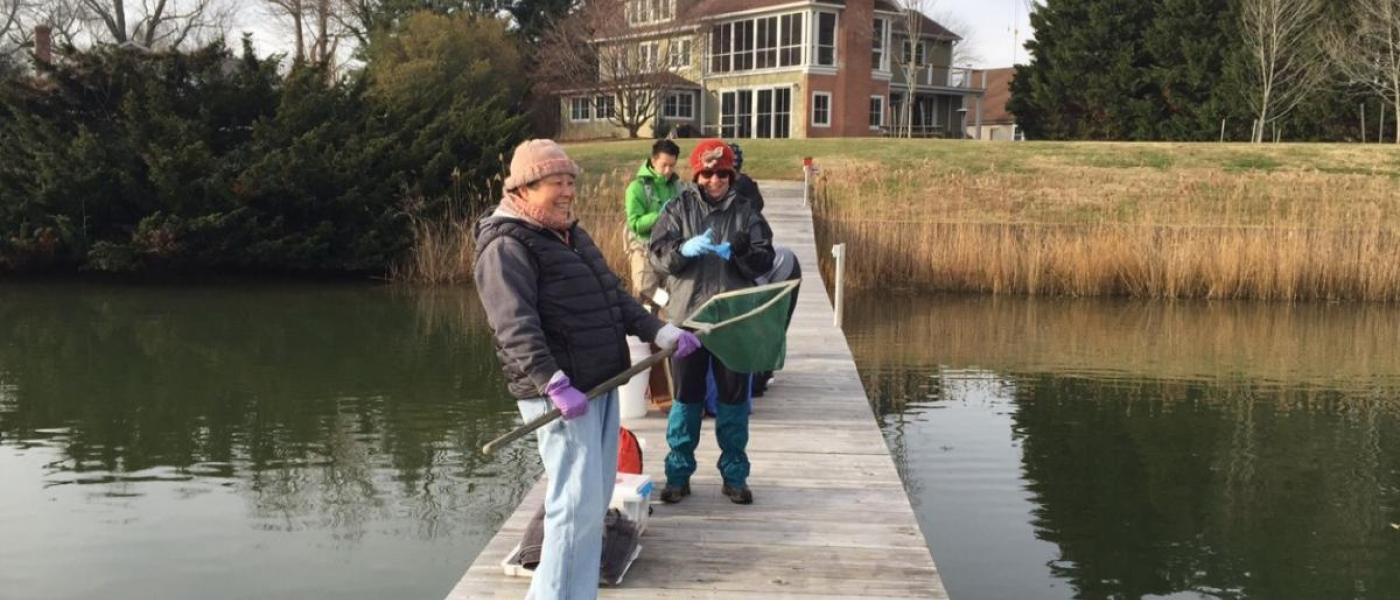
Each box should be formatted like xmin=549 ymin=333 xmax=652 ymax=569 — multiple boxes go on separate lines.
xmin=663 ymin=92 xmax=694 ymax=119
xmin=812 ymin=92 xmax=832 ymax=127
xmin=780 ymin=14 xmax=803 ymax=66
xmin=710 ymin=13 xmax=804 ymax=73
xmin=570 ymin=97 xmax=592 ymax=122
xmin=869 ymin=95 xmax=885 ymax=129
xmin=872 ymin=18 xmax=888 ymax=71
xmin=816 ymin=12 xmax=837 ymax=67
xmin=756 ymin=16 xmax=778 ymax=69
xmin=721 ymin=87 xmax=791 ymax=138
xmin=733 ymin=20 xmax=755 ymax=71
xmin=710 ymin=22 xmax=732 ymax=72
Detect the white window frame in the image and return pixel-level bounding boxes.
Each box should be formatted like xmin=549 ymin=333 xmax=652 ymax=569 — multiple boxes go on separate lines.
xmin=639 ymin=41 xmax=660 ymax=72
xmin=869 ymin=95 xmax=885 ymax=129
xmin=718 ymin=85 xmax=794 ymax=138
xmin=570 ymin=96 xmax=592 ymax=122
xmin=902 ymin=39 xmax=926 ymax=66
xmin=872 ymin=18 xmax=888 ymax=72
xmin=595 ymin=95 xmax=615 ymax=121
xmin=663 ymin=92 xmax=695 ymax=119
xmin=669 ymin=38 xmax=692 ymax=68
xmin=814 ymin=11 xmax=838 ymax=68
xmin=811 ymin=91 xmax=832 ymax=128
xmin=779 ymin=13 xmax=804 ymax=67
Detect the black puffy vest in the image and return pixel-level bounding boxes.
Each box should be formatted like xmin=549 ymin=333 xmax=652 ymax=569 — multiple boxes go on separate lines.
xmin=475 ymin=218 xmax=632 ymax=398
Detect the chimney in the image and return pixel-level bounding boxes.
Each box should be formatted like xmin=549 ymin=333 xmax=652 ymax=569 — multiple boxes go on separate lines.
xmin=34 ymin=25 xmax=52 ymax=66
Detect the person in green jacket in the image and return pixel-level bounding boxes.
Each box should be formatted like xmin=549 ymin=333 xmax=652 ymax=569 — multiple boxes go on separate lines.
xmin=624 ymin=139 xmax=682 ymax=303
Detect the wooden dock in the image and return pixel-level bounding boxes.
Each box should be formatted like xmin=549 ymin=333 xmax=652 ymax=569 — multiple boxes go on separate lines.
xmin=447 ymin=180 xmax=947 ymax=599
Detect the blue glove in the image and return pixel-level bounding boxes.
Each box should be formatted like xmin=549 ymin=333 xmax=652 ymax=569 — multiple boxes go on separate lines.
xmin=711 ymin=242 xmax=733 ymax=260
xmin=680 ymin=228 xmax=714 ymax=258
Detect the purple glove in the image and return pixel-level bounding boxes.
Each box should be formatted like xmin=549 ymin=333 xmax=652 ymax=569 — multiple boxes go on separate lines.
xmin=656 ymin=324 xmax=702 ymax=359
xmin=545 ymin=374 xmax=588 ymax=420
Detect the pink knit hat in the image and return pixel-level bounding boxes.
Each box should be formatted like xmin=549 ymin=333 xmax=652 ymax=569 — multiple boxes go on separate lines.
xmin=504 ymin=139 xmax=581 ymax=191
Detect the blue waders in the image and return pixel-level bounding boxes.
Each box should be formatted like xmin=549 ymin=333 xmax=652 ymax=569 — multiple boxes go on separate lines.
xmin=665 ymin=345 xmax=752 ymax=488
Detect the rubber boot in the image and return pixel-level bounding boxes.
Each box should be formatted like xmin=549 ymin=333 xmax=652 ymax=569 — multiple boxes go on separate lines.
xmin=664 ymin=399 xmax=704 ymax=492
xmin=714 ymin=400 xmax=751 ymax=490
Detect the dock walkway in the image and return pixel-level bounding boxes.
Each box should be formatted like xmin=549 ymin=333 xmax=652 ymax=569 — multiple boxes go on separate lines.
xmin=447 ymin=180 xmax=947 ymax=599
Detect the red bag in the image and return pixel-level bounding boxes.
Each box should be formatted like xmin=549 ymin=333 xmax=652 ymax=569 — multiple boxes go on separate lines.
xmin=617 ymin=426 xmax=643 ymax=474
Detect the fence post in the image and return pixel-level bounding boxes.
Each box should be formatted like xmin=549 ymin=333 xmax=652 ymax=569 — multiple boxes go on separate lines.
xmin=802 ymin=156 xmax=813 ymax=207
xmin=832 ymin=243 xmax=846 ymax=328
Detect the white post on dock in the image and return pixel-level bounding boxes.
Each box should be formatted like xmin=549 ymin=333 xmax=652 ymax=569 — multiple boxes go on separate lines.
xmin=832 ymin=243 xmax=846 ymax=328
xmin=802 ymin=156 xmax=813 ymax=207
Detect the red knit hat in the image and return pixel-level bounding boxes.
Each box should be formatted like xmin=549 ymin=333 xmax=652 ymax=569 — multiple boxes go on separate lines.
xmin=688 ymin=139 xmax=736 ymax=181
xmin=504 ymin=139 xmax=581 ymax=191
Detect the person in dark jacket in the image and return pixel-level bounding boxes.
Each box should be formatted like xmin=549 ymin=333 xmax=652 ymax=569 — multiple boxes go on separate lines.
xmin=649 ymin=139 xmax=774 ymax=505
xmin=728 ymin=142 xmax=764 ymax=213
xmin=474 ymin=139 xmax=700 ymax=600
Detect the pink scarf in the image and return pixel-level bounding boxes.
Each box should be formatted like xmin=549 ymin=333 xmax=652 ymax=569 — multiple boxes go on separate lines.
xmin=500 ymin=192 xmax=575 ymax=233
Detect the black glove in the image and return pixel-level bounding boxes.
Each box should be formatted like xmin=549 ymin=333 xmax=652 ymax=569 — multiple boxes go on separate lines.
xmin=729 ymin=230 xmax=751 ymax=256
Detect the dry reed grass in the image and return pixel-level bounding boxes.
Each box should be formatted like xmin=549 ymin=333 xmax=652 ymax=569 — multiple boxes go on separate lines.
xmin=814 ymin=160 xmax=1400 ymax=302
xmin=392 ymin=170 xmax=635 ymax=287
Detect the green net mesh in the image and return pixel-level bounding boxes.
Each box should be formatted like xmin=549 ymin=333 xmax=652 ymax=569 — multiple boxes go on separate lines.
xmin=682 ymin=280 xmax=799 ymax=373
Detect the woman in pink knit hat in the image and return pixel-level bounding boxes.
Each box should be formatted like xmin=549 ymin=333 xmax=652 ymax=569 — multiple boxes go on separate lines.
xmin=474 ymin=139 xmax=700 ymax=599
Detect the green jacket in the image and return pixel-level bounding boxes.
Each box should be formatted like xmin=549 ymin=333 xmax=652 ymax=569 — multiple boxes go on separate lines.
xmin=624 ymin=159 xmax=680 ymax=241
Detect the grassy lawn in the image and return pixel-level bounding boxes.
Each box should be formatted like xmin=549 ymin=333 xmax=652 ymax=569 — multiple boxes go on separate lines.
xmin=564 ymin=139 xmax=1400 ymax=301
xmin=566 ymin=138 xmax=1400 ymax=181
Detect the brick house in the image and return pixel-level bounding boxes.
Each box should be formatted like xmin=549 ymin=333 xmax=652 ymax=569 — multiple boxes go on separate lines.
xmin=557 ymin=0 xmax=984 ymax=140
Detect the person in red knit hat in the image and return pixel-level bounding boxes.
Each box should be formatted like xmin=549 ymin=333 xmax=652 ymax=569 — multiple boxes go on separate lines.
xmin=647 ymin=139 xmax=774 ymax=505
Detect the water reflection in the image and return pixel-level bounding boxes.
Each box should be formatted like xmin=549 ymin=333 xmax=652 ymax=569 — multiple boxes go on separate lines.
xmin=846 ymin=291 xmax=1400 ymax=600
xmin=0 ymin=284 xmax=535 ymax=600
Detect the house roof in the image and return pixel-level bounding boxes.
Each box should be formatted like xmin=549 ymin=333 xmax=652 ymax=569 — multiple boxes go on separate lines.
xmin=969 ymin=67 xmax=1016 ymax=124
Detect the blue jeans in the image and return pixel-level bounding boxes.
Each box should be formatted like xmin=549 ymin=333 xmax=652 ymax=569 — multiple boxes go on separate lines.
xmin=517 ymin=390 xmax=620 ymax=600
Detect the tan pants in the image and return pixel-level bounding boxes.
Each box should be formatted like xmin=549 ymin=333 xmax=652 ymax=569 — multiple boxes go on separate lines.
xmin=627 ymin=238 xmax=660 ymax=304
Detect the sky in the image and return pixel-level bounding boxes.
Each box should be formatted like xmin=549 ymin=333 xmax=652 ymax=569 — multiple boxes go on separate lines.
xmin=226 ymin=0 xmax=1037 ymax=70
xmin=933 ymin=0 xmax=1036 ymax=69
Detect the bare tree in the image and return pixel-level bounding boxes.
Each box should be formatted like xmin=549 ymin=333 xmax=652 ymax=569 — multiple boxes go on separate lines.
xmin=1327 ymin=0 xmax=1400 ymax=143
xmin=1239 ymin=0 xmax=1324 ymax=143
xmin=78 ymin=0 xmax=232 ymax=49
xmin=264 ymin=0 xmax=344 ymax=67
xmin=535 ymin=0 xmax=692 ymax=138
xmin=889 ymin=0 xmax=935 ymax=138
xmin=263 ymin=0 xmax=307 ymax=62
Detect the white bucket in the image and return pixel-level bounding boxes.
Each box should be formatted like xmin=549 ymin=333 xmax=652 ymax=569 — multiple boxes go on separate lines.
xmin=619 ymin=336 xmax=651 ymax=420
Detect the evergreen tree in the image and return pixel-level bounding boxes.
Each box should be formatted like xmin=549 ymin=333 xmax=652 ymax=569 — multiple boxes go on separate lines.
xmin=1009 ymin=0 xmax=1156 ymax=140
xmin=1142 ymin=0 xmax=1242 ymax=140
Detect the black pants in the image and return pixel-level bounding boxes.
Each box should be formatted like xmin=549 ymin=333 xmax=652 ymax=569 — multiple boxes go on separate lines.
xmin=672 ymin=345 xmax=749 ymax=406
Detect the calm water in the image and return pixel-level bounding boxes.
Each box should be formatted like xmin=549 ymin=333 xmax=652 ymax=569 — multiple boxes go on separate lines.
xmin=5 ymin=285 xmax=1400 ymax=600
xmin=845 ymin=291 xmax=1400 ymax=600
xmin=0 ymin=284 xmax=537 ymax=600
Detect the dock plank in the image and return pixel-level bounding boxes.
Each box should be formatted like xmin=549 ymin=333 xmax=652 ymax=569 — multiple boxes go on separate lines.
xmin=446 ymin=181 xmax=946 ymax=599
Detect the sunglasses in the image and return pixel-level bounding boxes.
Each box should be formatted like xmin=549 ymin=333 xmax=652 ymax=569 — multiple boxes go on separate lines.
xmin=697 ymin=169 xmax=731 ymax=180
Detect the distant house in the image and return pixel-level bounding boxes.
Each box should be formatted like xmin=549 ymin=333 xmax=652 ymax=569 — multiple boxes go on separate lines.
xmin=557 ymin=0 xmax=984 ymax=140
xmin=965 ymin=67 xmax=1018 ymax=141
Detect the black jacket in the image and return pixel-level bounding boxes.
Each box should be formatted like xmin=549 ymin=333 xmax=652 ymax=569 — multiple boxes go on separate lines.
xmin=648 ymin=184 xmax=774 ymax=320
xmin=474 ymin=210 xmax=663 ymax=399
